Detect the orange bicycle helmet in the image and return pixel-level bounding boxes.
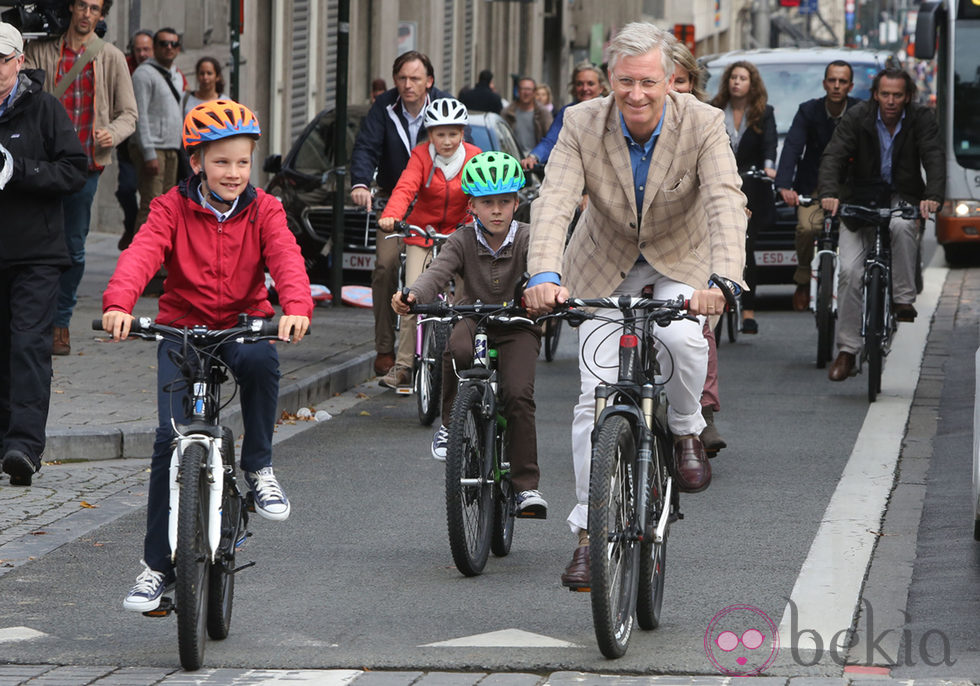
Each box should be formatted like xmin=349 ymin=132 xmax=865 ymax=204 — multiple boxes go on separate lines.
xmin=182 ymin=99 xmax=262 ymax=151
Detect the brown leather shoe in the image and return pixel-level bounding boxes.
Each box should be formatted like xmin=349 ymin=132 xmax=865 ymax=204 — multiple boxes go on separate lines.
xmin=793 ymin=284 xmax=809 ymax=312
xmin=893 ymin=303 xmax=917 ymax=322
xmin=700 ymin=407 xmax=727 ymax=457
xmin=560 ymin=544 xmax=590 ymax=590
xmin=673 ymin=435 xmax=711 ymax=493
xmin=828 ymin=351 xmax=856 ymax=381
xmin=52 ymin=326 xmax=70 ymax=356
xmin=374 ymin=352 xmax=395 ymax=376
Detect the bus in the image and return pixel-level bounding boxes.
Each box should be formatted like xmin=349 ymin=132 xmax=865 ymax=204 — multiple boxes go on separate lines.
xmin=915 ymin=0 xmax=980 ymax=263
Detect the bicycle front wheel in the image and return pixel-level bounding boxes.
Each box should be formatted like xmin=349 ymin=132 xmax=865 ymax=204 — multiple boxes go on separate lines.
xmin=637 ymin=433 xmax=668 ymax=631
xmin=445 ymin=385 xmax=494 ymax=576
xmin=416 ymin=321 xmax=447 ymax=426
xmin=589 ymin=415 xmax=640 ymax=659
xmin=815 ymin=254 xmax=836 ymax=369
xmin=866 ymin=269 xmax=885 ymax=403
xmin=207 ymin=432 xmax=240 ymax=640
xmin=176 ymin=443 xmax=210 ymax=671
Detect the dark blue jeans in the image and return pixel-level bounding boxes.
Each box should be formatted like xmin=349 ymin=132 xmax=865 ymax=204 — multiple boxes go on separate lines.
xmin=56 ymin=171 xmax=101 ymax=328
xmin=143 ymin=337 xmax=280 ymax=573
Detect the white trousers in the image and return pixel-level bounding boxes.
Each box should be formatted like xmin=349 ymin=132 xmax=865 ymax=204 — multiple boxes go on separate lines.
xmin=567 ymin=262 xmax=707 ymax=532
xmin=836 ymin=196 xmax=919 ymax=355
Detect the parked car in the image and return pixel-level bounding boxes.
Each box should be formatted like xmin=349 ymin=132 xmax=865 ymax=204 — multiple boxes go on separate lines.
xmin=701 ymin=47 xmax=893 ymax=285
xmin=263 ymin=107 xmax=538 ymax=286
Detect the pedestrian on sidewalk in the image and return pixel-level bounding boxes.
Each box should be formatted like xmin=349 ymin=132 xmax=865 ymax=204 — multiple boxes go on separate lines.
xmin=114 ymin=29 xmax=153 ymax=251
xmin=100 ymin=99 xmax=313 ymax=612
xmin=502 ymin=77 xmax=553 ymax=156
xmin=24 ymin=0 xmax=137 ymax=356
xmin=0 ymin=22 xmax=88 ymax=487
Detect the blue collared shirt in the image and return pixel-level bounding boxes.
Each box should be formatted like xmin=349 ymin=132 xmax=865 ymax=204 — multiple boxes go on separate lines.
xmin=0 ymin=78 xmax=19 ymax=118
xmin=196 ymin=184 xmax=240 ymax=222
xmin=875 ymin=109 xmax=904 ymax=185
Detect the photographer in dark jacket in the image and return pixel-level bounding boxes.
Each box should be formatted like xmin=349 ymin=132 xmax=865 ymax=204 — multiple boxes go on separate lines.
xmin=0 ymin=22 xmax=87 ymax=486
xmin=349 ymin=51 xmax=450 ymax=376
xmin=820 ymin=67 xmax=945 ymax=382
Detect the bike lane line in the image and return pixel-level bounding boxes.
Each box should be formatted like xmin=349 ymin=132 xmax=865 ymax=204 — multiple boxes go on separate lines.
xmin=775 ymin=252 xmax=948 ymax=661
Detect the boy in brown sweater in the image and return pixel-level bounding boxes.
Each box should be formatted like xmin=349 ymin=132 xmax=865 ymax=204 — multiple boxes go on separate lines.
xmin=392 ymin=152 xmax=546 ymax=517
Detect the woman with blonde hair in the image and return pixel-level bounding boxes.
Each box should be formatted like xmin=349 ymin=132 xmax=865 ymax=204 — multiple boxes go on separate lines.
xmin=711 ymin=60 xmax=776 ymax=335
xmin=521 ymin=62 xmax=610 ymax=169
xmin=534 ymin=83 xmax=554 ymax=112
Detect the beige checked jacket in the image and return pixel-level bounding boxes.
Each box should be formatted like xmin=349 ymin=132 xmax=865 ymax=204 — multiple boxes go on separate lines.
xmin=528 ymin=92 xmax=747 ymax=297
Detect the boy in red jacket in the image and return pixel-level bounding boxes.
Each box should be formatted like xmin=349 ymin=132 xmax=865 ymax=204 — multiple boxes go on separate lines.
xmin=376 ymin=97 xmax=481 ymax=388
xmin=100 ymin=100 xmax=312 ymax=612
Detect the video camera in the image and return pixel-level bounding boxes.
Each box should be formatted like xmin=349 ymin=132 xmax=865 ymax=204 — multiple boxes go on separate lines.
xmin=0 ymin=1 xmax=105 ymax=40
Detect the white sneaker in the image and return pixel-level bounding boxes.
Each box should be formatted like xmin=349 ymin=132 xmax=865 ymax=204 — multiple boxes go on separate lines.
xmin=123 ymin=561 xmax=173 ymax=612
xmin=516 ymin=489 xmax=548 ymax=518
xmin=244 ymin=467 xmax=291 ymax=521
xmin=431 ymin=425 xmax=449 ymax=460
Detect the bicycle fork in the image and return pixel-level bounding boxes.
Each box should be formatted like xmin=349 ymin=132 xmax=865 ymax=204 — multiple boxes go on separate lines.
xmin=168 ymin=435 xmax=225 ymax=564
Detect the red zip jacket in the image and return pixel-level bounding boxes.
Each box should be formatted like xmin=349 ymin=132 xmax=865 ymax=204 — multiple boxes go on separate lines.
xmin=103 ymin=177 xmax=314 ymax=327
xmin=381 ymin=141 xmax=481 ymax=246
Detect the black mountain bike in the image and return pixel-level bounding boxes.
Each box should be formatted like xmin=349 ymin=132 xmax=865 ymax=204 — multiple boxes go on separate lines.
xmin=95 ymin=315 xmax=280 ymax=670
xmin=546 ymin=275 xmax=737 ymax=658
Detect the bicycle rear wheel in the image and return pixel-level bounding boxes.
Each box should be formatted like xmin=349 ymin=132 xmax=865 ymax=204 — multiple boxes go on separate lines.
xmin=815 ymin=254 xmax=836 ymax=369
xmin=176 ymin=443 xmax=210 ymax=671
xmin=416 ymin=321 xmax=447 ymax=426
xmin=445 ymin=385 xmax=494 ymax=576
xmin=589 ymin=415 xmax=640 ymax=659
xmin=207 ymin=436 xmax=241 ymax=640
xmin=637 ymin=434 xmax=668 ymax=631
xmin=866 ymin=269 xmax=885 ymax=403
xmin=543 ymin=318 xmax=562 ymax=362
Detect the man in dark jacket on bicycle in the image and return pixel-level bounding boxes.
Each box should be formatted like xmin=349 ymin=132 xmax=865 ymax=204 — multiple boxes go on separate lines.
xmin=349 ymin=51 xmax=451 ymax=378
xmin=819 ymin=67 xmax=945 ymax=381
xmin=0 ymin=22 xmax=87 ymax=486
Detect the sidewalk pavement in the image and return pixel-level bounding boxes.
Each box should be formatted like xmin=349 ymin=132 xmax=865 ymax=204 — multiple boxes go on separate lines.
xmin=44 ymin=232 xmax=378 ymax=462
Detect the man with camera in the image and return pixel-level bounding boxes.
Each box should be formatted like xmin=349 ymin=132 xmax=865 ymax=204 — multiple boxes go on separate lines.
xmin=24 ymin=0 xmax=136 ymax=356
xmin=0 ymin=21 xmax=87 ymax=486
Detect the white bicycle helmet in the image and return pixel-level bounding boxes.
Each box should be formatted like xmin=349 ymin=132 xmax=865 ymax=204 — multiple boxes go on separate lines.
xmin=424 ymin=98 xmax=469 ymax=128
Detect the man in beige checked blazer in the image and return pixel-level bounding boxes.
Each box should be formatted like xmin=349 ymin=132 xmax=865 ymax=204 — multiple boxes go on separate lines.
xmin=523 ymin=22 xmax=747 ymax=589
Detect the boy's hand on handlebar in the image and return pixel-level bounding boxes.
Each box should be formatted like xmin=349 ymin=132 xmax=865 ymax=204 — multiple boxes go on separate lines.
xmin=821 ymin=197 xmax=840 ymax=216
xmin=523 ymin=282 xmax=568 ymax=317
xmin=919 ymin=199 xmax=939 ymax=218
xmin=688 ymin=288 xmax=728 ymax=317
xmin=377 ymin=216 xmax=396 ymax=233
xmin=278 ymin=315 xmax=310 ymax=343
xmin=102 ymin=310 xmax=134 ymax=341
xmin=392 ymin=290 xmax=414 ymax=316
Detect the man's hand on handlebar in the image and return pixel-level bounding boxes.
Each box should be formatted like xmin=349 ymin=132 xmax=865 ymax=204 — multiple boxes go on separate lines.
xmin=278 ymin=315 xmax=310 ymax=343
xmin=688 ymin=288 xmax=728 ymax=317
xmin=102 ymin=310 xmax=135 ymax=341
xmin=523 ymin=282 xmax=568 ymax=317
xmin=779 ymin=188 xmax=799 ymax=207
xmin=391 ymin=290 xmax=414 ymax=316
xmin=520 ymin=155 xmax=538 ymax=171
xmin=351 ymin=187 xmax=373 ymax=212
xmin=919 ymin=199 xmax=939 ymax=219
xmin=821 ymin=197 xmax=840 ymax=216
xmin=377 ymin=216 xmax=398 ymax=233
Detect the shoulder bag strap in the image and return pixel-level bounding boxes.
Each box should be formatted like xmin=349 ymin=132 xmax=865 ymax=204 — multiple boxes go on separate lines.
xmin=148 ymin=63 xmax=182 ymax=104
xmin=52 ymin=37 xmax=105 ymax=100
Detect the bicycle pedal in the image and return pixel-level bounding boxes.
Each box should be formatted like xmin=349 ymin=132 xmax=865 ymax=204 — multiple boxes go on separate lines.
xmin=245 ymin=491 xmax=255 ymax=513
xmin=567 ymin=585 xmax=590 ymax=593
xmin=143 ymin=596 xmax=174 ymax=617
xmin=515 ymin=509 xmax=547 ymax=520
xmin=394 ymin=386 xmax=413 ymax=395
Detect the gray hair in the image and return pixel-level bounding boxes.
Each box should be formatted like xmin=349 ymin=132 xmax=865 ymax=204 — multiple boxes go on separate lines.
xmin=606 ymin=22 xmax=676 ymax=80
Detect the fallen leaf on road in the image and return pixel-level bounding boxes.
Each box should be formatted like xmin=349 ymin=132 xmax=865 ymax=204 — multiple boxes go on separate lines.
xmin=359 ymin=410 xmax=371 ymax=416
xmin=53 ymin=389 xmax=65 ymax=394
xmin=79 ymin=501 xmax=98 ymax=509
xmin=29 ymin=531 xmax=47 ymax=536
xmin=356 ymin=393 xmax=368 ymax=399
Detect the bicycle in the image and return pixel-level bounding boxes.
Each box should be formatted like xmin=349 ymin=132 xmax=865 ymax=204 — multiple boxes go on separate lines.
xmin=803 ymin=196 xmax=839 ymax=369
xmin=837 ymin=202 xmax=920 ymax=402
xmin=407 ymin=295 xmax=539 ymax=577
xmin=93 ymin=314 xmax=280 ymax=671
xmin=386 ymin=222 xmax=454 ymax=424
xmin=545 ymin=274 xmax=737 ymax=658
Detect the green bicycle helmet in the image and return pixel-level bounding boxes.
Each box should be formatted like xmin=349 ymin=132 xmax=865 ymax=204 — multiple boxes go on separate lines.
xmin=461 ymin=151 xmax=526 ymax=196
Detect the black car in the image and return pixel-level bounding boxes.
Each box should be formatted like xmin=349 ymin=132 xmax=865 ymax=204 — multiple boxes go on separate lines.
xmin=263 ymin=107 xmax=538 ymax=285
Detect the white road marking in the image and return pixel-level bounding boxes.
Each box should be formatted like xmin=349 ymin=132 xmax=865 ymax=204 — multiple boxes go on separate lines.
xmin=422 ymin=628 xmax=580 ymax=648
xmin=224 ymin=669 xmax=361 ymax=684
xmin=778 ymin=252 xmax=948 ymax=651
xmin=0 ymin=626 xmax=47 ymax=643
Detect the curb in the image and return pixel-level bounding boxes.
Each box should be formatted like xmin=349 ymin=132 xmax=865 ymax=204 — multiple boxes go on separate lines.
xmin=44 ymin=350 xmax=376 ymax=461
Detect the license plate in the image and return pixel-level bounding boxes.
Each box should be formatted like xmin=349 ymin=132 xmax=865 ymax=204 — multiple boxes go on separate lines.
xmin=755 ymin=250 xmax=798 ymax=266
xmin=342 ymin=253 xmax=375 ymax=271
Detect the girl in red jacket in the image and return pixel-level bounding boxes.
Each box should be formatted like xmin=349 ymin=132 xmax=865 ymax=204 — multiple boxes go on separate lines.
xmin=376 ymin=98 xmax=481 ymax=388
xmin=100 ymin=100 xmax=313 ymax=613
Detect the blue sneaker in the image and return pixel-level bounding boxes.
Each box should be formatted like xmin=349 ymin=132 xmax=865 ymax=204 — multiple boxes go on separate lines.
xmin=244 ymin=467 xmax=291 ymax=521
xmin=123 ymin=561 xmax=173 ymax=612
xmin=431 ymin=425 xmax=449 ymax=461
xmin=516 ymin=489 xmax=548 ymax=518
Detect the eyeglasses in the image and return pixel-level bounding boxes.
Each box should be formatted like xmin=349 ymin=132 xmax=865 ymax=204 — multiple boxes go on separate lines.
xmin=156 ymin=40 xmax=180 ymax=48
xmin=1 ymin=52 xmax=21 ymax=64
xmin=73 ymin=1 xmax=103 ymax=15
xmin=612 ymin=74 xmax=666 ymax=93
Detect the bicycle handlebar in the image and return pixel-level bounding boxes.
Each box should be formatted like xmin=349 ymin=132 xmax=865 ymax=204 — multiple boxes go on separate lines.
xmin=384 ymin=222 xmax=455 ymax=243
xmin=407 ymin=299 xmax=534 ymax=326
xmin=839 ymin=203 xmax=920 ymax=223
xmin=92 ymin=315 xmax=282 ymax=342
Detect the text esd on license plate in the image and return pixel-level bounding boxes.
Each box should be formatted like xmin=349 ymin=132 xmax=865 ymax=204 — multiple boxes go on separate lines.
xmin=755 ymin=250 xmax=798 ymax=266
